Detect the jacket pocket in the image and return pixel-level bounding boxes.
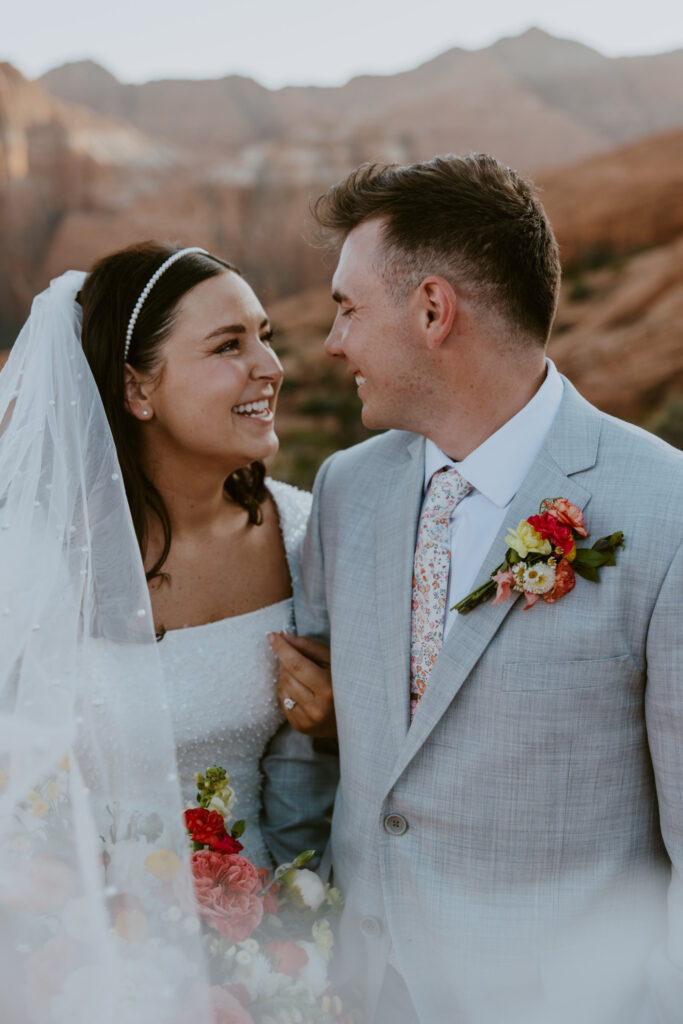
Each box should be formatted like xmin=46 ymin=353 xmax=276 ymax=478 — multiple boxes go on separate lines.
xmin=501 ymin=653 xmax=638 ymax=692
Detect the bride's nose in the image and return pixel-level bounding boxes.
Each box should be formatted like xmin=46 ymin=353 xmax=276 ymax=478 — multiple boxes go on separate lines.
xmin=251 ymin=344 xmax=283 ymax=382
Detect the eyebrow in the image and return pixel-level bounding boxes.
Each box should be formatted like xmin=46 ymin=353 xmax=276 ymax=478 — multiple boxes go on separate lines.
xmin=331 ymin=290 xmax=349 ymax=304
xmin=204 ymin=319 xmax=270 ymax=340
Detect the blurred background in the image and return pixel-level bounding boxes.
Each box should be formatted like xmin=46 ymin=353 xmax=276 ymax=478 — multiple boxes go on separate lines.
xmin=2 ymin=1 xmax=683 ymax=486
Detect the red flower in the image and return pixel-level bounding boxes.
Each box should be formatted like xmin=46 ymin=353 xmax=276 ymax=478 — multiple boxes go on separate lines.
xmin=265 ymin=939 xmax=309 ymax=977
xmin=527 ymin=512 xmax=575 ymax=555
xmin=191 ymin=850 xmax=264 ymax=941
xmin=209 ymin=835 xmax=244 ymax=854
xmin=185 ymin=808 xmax=242 ymax=852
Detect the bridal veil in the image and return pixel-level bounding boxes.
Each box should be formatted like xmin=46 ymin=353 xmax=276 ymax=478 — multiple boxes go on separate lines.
xmin=0 ymin=273 xmax=212 ymax=1022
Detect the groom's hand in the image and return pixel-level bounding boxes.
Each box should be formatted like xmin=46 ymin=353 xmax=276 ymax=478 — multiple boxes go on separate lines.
xmin=267 ymin=632 xmax=337 ymax=739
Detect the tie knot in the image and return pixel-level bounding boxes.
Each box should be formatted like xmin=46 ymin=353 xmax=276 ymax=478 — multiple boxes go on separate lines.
xmin=423 ymin=467 xmax=472 ymax=520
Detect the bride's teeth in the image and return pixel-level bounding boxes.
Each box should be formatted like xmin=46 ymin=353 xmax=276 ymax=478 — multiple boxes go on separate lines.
xmin=232 ymin=399 xmax=270 ymax=415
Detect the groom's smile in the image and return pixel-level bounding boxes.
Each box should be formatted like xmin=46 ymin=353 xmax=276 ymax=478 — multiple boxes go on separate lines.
xmin=325 ymin=219 xmax=440 ymax=435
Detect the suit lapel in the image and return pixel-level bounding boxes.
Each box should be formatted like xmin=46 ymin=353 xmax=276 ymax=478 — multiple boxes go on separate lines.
xmin=385 ymin=381 xmax=602 ymax=789
xmin=374 ymin=432 xmax=425 ymax=751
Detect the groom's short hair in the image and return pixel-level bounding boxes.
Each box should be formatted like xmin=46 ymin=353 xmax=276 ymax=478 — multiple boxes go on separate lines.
xmin=313 ymin=153 xmax=561 ymax=345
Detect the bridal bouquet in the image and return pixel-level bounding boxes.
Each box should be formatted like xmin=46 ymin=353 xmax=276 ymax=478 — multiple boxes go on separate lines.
xmin=177 ymin=766 xmax=356 ymax=1024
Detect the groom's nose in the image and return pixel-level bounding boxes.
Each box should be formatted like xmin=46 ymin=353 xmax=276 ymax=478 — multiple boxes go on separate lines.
xmin=324 ymin=315 xmax=345 ymax=359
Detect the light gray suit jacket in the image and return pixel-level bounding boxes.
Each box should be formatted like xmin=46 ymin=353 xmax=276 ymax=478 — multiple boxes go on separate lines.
xmin=264 ymin=380 xmax=683 ymax=1023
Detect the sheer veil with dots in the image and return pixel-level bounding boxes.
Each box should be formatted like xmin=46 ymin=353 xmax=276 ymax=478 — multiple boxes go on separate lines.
xmin=0 ymin=272 xmax=212 ymax=1022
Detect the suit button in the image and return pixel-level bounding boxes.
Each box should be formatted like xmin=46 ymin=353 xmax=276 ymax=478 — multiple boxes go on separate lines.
xmin=383 ymin=813 xmax=408 ymax=836
xmin=361 ymin=916 xmax=383 ymax=938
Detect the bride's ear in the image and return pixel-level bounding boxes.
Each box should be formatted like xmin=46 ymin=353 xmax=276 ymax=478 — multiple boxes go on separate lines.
xmin=124 ymin=364 xmax=154 ymax=421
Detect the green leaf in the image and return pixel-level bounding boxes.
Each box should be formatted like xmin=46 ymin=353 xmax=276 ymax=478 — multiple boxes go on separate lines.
xmin=573 ymin=563 xmax=599 ymax=583
xmin=591 ymin=531 xmax=625 ymax=553
xmin=292 ymin=849 xmax=316 ymax=868
xmin=231 ymin=819 xmax=245 ymax=838
xmin=573 ymin=549 xmax=613 ymax=568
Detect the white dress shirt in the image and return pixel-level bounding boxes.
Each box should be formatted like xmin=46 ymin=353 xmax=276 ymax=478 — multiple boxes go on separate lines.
xmin=421 ymin=359 xmax=564 ymax=638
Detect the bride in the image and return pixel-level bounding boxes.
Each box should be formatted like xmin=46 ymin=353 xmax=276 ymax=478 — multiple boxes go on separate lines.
xmin=78 ymin=242 xmax=335 ymax=869
xmin=0 ymin=243 xmax=337 ymax=1022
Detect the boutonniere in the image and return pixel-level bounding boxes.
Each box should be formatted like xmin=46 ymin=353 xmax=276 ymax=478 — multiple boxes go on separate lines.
xmin=453 ymin=497 xmax=624 ymax=614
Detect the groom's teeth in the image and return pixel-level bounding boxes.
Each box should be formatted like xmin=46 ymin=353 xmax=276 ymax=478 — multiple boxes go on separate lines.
xmin=355 ymin=375 xmax=366 ymax=386
xmin=232 ymin=399 xmax=270 ymax=415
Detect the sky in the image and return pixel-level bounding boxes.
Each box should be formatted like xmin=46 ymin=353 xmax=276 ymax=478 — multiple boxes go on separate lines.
xmin=4 ymin=0 xmax=683 ymax=88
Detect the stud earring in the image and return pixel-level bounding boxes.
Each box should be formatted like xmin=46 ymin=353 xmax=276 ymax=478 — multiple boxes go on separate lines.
xmin=142 ymin=410 xmax=149 ymax=417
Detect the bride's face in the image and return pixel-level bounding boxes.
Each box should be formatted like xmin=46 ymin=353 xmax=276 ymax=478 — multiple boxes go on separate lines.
xmin=140 ymin=270 xmax=283 ymax=472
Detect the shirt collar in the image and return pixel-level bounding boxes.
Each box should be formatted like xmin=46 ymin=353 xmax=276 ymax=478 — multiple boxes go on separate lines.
xmin=424 ymin=359 xmax=564 ymax=508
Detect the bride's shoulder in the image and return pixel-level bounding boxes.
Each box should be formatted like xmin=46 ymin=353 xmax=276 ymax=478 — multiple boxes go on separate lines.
xmin=266 ymin=478 xmax=312 ymax=548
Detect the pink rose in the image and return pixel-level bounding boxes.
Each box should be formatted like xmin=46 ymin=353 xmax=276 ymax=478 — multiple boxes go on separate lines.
xmin=546 ymin=498 xmax=588 ymax=537
xmin=171 ymin=984 xmax=254 ymax=1024
xmin=1 ymin=854 xmax=77 ymax=915
xmin=491 ymin=568 xmax=515 ymax=606
xmin=190 ymin=851 xmax=264 ymax=941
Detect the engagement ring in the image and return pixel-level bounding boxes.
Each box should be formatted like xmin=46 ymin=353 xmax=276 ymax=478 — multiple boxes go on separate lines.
xmin=283 ymin=697 xmax=296 ymax=711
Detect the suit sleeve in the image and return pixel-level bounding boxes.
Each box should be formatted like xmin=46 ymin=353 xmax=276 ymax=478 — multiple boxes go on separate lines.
xmin=260 ymin=457 xmax=339 ymax=872
xmin=645 ymin=536 xmax=683 ymax=1021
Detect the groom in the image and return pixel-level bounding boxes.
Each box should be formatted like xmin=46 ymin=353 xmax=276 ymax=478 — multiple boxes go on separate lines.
xmin=266 ymin=154 xmax=683 ymax=1023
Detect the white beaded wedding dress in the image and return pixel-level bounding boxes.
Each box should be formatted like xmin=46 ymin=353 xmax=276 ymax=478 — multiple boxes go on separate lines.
xmin=160 ymin=478 xmax=312 ymax=870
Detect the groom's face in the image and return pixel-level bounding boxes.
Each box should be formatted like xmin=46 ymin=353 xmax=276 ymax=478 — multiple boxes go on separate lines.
xmin=326 ymin=219 xmax=427 ymax=431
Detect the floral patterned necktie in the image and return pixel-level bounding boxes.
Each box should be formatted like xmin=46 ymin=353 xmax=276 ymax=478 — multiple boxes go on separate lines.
xmin=410 ymin=467 xmax=472 ymax=721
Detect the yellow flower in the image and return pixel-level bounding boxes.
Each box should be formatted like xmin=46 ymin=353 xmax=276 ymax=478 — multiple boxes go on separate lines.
xmin=12 ymin=835 xmax=28 ymax=853
xmin=29 ymin=797 xmax=49 ymax=818
xmin=505 ymin=520 xmax=552 ymax=559
xmin=45 ymin=781 xmax=60 ymax=801
xmin=59 ymin=753 xmax=70 ymax=772
xmin=144 ymin=848 xmax=183 ymax=881
xmin=312 ymin=918 xmax=335 ymax=962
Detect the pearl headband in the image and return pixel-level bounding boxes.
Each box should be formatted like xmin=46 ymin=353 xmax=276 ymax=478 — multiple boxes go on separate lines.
xmin=123 ymin=247 xmax=208 ymax=361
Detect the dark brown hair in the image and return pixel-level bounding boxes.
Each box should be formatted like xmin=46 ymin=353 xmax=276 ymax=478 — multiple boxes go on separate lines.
xmin=79 ymin=242 xmax=267 ymax=583
xmin=313 ymin=153 xmax=561 ymax=345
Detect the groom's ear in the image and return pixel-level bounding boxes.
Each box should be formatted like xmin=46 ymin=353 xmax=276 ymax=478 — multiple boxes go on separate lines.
xmin=417 ymin=276 xmax=457 ymax=350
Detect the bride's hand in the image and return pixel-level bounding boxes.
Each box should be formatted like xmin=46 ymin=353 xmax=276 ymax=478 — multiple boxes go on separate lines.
xmin=267 ymin=632 xmax=337 ymax=739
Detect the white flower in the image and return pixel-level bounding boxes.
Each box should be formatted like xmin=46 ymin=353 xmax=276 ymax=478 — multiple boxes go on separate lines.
xmin=286 ymin=869 xmax=326 ymax=911
xmin=312 ymin=918 xmax=334 ymax=963
xmin=208 ymin=795 xmax=229 ymax=817
xmin=234 ymin=950 xmax=276 ymax=998
xmin=239 ymin=938 xmax=260 ymax=954
xmin=511 ymin=562 xmax=527 ymax=591
xmin=522 ymin=561 xmax=556 ymax=595
xmin=296 ymin=941 xmax=329 ymax=998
